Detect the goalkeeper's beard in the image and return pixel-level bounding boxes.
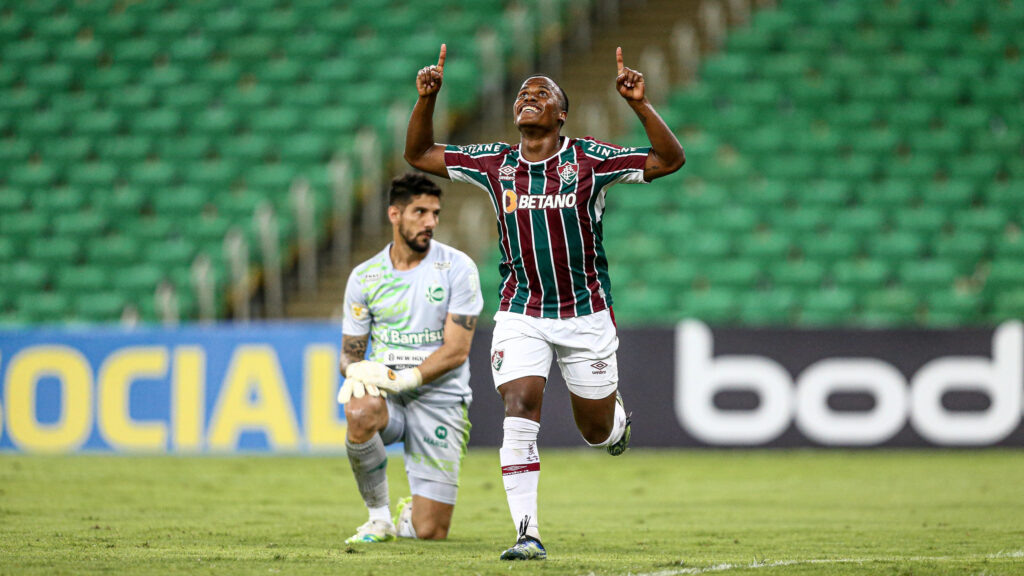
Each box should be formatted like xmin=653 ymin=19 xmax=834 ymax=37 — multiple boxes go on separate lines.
xmin=399 ymin=223 xmax=433 ymax=253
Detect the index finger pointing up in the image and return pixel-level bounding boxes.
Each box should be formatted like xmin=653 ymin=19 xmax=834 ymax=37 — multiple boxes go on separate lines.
xmin=616 ymin=46 xmax=624 ymax=74
xmin=437 ymin=44 xmax=447 ymax=71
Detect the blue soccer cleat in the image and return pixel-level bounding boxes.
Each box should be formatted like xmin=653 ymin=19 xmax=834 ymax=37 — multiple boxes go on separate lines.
xmin=499 ymin=536 xmax=547 ymax=560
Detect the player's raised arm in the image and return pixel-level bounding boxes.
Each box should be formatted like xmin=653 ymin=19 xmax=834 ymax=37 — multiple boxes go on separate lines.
xmin=615 ymin=47 xmax=685 ymax=181
xmin=405 ymin=44 xmax=451 ymax=178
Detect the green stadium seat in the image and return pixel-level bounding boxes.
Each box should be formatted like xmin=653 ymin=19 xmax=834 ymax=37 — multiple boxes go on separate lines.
xmin=53 ymin=212 xmax=109 ymax=240
xmin=862 ymin=287 xmax=919 ymax=320
xmin=168 ymin=37 xmax=216 ymax=63
xmin=932 ymin=231 xmax=988 ymax=273
xmin=0 ymin=238 xmax=14 ymax=262
xmin=111 ymin=264 xmax=166 ymax=299
xmin=2 ymin=261 xmax=50 ymax=293
xmin=5 ymin=39 xmax=50 ymax=64
xmin=8 ymin=163 xmax=59 ymax=189
xmin=56 ymin=266 xmax=110 ymax=293
xmin=120 ymin=216 xmax=175 ymax=243
xmin=614 ymin=283 xmax=676 ymax=324
xmin=679 ymin=232 xmax=732 ymax=262
xmin=45 ymin=137 xmax=92 ymax=164
xmin=703 ymin=260 xmax=762 ymax=290
xmin=797 ymin=288 xmax=857 ymax=326
xmin=830 ymin=207 xmax=886 ymax=236
xmin=259 ymin=59 xmax=305 ymax=87
xmin=857 ymin=180 xmax=917 ymax=208
xmin=738 ymin=232 xmax=792 ymax=261
xmin=948 ymin=154 xmax=1002 ymax=182
xmin=984 ymin=261 xmax=1024 ymax=294
xmin=157 ymin=135 xmax=213 ymax=161
xmin=94 ymin=12 xmax=140 ymax=38
xmin=100 ymin=135 xmax=154 ymax=163
xmin=885 ymin=155 xmax=939 ymax=180
xmin=184 ymin=160 xmax=240 ymax=189
xmin=74 ymin=292 xmax=128 ymax=323
xmin=925 ymin=289 xmax=983 ymax=326
xmin=799 ymin=231 xmax=859 ymax=263
xmin=144 ymin=240 xmax=198 ymax=270
xmin=50 ymin=92 xmax=100 ymax=115
xmin=249 ymin=107 xmax=303 ymax=136
xmin=680 ymin=289 xmax=739 ymax=325
xmin=0 ymin=211 xmax=49 ymax=239
xmin=129 ymin=161 xmax=178 ymax=188
xmin=797 ymin=180 xmax=852 ymax=207
xmin=32 ymin=188 xmax=86 ymax=214
xmin=769 ymin=260 xmax=825 ymax=291
xmin=87 ymin=236 xmax=142 ymax=266
xmin=953 ymin=207 xmax=1009 ymax=235
xmin=17 ymin=293 xmax=72 ymax=323
xmin=132 ymin=108 xmax=182 ymax=135
xmin=145 ymin=11 xmax=195 ymax=39
xmin=67 ymin=161 xmax=118 ymax=188
xmin=92 ymin=187 xmax=146 ymax=221
xmin=991 ymin=290 xmax=1024 ymax=322
xmin=832 ymin=260 xmax=891 ymax=290
xmin=972 ymin=128 xmax=1023 ymax=156
xmin=993 ymin=234 xmax=1024 ymax=261
xmin=919 ymin=180 xmax=975 ymax=209
xmin=28 ymin=237 xmax=82 ymax=267
xmin=898 ymin=260 xmax=960 ymax=294
xmin=739 ymin=289 xmax=797 ymax=326
xmin=0 ymin=187 xmax=27 ymax=212
xmin=867 ymin=232 xmax=925 ymax=265
xmin=191 ymin=108 xmax=241 ymax=138
xmin=161 ymin=85 xmax=216 ymax=114
xmin=892 ymin=207 xmax=947 ymax=236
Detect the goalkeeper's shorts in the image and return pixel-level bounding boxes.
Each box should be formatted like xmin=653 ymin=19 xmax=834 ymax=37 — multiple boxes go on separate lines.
xmin=380 ymin=396 xmax=470 ymax=505
xmin=489 ymin=309 xmax=619 ymax=400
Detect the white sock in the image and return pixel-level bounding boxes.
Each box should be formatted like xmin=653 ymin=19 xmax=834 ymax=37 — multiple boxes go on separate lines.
xmin=368 ymin=504 xmax=391 ymax=524
xmin=585 ymin=397 xmax=627 ymax=448
xmin=500 ymin=416 xmax=541 ymax=541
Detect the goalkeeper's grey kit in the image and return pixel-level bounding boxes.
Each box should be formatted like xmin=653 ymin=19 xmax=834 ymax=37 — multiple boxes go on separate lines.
xmin=343 ymin=240 xmax=483 ymax=498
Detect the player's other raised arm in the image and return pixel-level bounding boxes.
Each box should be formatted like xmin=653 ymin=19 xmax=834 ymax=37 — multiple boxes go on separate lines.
xmin=405 ymin=44 xmax=451 ymax=178
xmin=615 ymin=47 xmax=685 ymax=181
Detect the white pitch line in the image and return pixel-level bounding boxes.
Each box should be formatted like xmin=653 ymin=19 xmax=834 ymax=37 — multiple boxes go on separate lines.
xmin=614 ymin=550 xmax=1024 ymax=576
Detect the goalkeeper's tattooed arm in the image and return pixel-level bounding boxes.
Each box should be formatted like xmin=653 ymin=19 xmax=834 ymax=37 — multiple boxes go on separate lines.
xmin=339 ymin=334 xmax=369 ymax=378
xmin=414 ymin=313 xmax=478 ymax=385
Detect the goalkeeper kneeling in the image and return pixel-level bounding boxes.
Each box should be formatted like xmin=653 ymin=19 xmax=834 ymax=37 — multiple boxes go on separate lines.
xmin=336 ymin=173 xmax=482 ymax=543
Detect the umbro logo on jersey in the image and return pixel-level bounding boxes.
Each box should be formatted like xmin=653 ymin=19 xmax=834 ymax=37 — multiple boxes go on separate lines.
xmin=503 ymin=189 xmax=578 ymax=213
xmin=557 ymin=161 xmax=578 ymax=184
xmin=499 ymin=165 xmax=516 ymax=181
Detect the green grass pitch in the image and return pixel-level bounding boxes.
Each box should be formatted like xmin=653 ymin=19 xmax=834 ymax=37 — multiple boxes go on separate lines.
xmin=1 ymin=449 xmax=1022 ymax=575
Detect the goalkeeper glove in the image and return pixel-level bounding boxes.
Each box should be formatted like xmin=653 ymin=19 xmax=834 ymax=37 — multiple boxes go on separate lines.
xmin=336 ymin=377 xmax=385 ymax=404
xmin=347 ymin=360 xmax=423 ymax=395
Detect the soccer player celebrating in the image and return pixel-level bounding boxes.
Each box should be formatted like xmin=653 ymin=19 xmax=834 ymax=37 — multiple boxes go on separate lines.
xmin=337 ymin=173 xmax=483 ymax=543
xmin=405 ymin=45 xmax=684 ymax=559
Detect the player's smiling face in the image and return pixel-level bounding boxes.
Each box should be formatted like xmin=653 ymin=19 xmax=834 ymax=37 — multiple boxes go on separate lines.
xmin=514 ymin=77 xmax=565 ymax=130
xmin=394 ymin=194 xmax=440 ymax=253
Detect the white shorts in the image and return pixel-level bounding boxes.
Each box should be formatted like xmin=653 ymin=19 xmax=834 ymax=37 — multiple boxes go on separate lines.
xmin=489 ymin=309 xmax=619 ymax=400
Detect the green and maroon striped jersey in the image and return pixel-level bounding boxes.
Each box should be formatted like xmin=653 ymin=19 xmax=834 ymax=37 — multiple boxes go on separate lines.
xmin=445 ymin=136 xmax=650 ymax=319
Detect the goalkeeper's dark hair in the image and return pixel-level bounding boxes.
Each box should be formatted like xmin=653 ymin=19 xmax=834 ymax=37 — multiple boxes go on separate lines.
xmin=389 ymin=172 xmax=442 ymax=207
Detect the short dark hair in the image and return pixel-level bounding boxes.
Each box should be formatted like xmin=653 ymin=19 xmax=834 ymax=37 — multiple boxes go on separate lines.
xmin=389 ymin=172 xmax=442 ymax=207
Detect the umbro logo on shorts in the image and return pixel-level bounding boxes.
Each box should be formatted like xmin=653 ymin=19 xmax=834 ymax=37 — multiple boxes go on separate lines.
xmin=591 ymin=360 xmax=608 ymax=375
